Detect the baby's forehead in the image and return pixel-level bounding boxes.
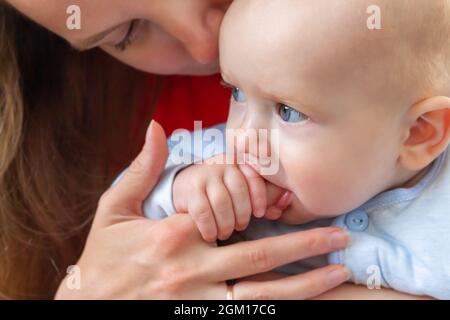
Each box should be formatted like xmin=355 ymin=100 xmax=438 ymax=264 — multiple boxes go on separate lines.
xmin=221 ymin=1 xmax=399 ymax=99
xmin=220 ymin=0 xmax=450 ymax=106
xmin=221 ymin=0 xmax=388 ymax=56
xmin=221 ymin=0 xmax=445 ymax=49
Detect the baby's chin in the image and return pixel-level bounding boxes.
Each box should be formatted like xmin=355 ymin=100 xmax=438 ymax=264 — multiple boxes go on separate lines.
xmin=260 ymin=175 xmax=321 ymax=224
xmin=261 ymin=171 xmax=349 ymax=225
xmin=278 ymin=196 xmax=339 ymax=225
xmin=278 ymin=187 xmax=379 ymax=225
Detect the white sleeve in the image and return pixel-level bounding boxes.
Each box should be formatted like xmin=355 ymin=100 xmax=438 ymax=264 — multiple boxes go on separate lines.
xmin=141 ymin=162 xmax=191 ymax=220
xmin=142 ymin=123 xmax=227 ymax=220
xmin=111 ymin=161 xmax=191 ymax=220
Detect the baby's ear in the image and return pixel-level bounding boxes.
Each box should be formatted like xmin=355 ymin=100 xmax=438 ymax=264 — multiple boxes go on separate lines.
xmin=400 ymin=96 xmax=450 ymax=171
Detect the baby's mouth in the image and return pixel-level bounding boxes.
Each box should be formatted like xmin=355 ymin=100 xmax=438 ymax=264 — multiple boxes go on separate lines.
xmin=241 ymin=153 xmax=295 ymax=221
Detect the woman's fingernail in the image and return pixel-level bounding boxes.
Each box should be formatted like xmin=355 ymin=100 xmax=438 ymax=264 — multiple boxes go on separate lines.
xmin=145 ymin=120 xmax=156 ymax=145
xmin=326 ymin=267 xmax=351 ymax=287
xmin=329 ymin=230 xmax=350 ymax=249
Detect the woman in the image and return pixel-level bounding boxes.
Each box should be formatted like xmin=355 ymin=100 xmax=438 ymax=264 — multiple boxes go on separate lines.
xmin=0 ymin=0 xmax=421 ymax=299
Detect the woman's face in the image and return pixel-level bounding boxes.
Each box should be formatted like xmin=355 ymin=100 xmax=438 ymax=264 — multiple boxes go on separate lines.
xmin=7 ymin=0 xmax=232 ymax=75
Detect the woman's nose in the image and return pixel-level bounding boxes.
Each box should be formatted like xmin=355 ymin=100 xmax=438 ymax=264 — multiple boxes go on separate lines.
xmin=182 ymin=8 xmax=224 ymax=64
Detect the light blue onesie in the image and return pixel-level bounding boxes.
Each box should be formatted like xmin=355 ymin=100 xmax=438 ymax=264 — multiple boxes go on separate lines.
xmin=141 ymin=124 xmax=450 ymax=299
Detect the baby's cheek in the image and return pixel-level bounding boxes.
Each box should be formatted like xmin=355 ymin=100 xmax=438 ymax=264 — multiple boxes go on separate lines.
xmin=286 ymin=157 xmax=372 ymax=217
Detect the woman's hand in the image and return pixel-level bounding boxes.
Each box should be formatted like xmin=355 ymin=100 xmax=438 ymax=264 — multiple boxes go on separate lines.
xmin=55 ymin=121 xmax=350 ymax=299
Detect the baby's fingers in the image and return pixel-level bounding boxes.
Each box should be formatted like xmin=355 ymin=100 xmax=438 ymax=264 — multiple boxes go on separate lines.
xmin=206 ymin=182 xmax=235 ymax=240
xmin=239 ymin=164 xmax=266 ymax=218
xmin=189 ymin=190 xmax=217 ymax=242
xmin=223 ymin=167 xmax=252 ymax=231
xmin=265 ymin=191 xmax=293 ymax=220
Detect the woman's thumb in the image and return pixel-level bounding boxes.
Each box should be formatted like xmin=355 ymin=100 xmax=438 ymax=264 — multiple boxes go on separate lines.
xmin=101 ymin=120 xmax=168 ymax=216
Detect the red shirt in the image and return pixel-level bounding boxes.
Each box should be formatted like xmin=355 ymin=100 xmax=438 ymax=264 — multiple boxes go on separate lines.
xmin=151 ymin=74 xmax=230 ymax=135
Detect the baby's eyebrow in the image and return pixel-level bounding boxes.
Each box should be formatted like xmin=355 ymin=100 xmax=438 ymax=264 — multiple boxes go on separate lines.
xmin=263 ymin=89 xmax=315 ymax=111
xmin=220 ymin=72 xmax=317 ymax=113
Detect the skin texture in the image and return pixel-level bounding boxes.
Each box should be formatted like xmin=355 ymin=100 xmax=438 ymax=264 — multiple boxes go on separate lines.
xmin=7 ymin=0 xmax=232 ymax=75
xmin=173 ymin=153 xmax=293 ymax=242
xmin=171 ymin=0 xmax=448 ymax=299
xmin=220 ymin=0 xmax=450 ymax=224
xmin=55 ymin=122 xmax=352 ymax=299
xmin=8 ymin=0 xmax=353 ymax=300
xmin=9 ymin=0 xmax=444 ymax=299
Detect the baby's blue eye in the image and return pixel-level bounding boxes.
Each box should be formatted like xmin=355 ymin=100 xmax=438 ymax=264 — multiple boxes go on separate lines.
xmin=278 ymin=104 xmax=308 ymax=123
xmin=232 ymin=87 xmax=246 ymax=103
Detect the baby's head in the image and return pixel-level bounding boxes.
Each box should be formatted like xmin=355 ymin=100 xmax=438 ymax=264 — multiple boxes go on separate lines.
xmin=220 ymin=0 xmax=450 ymax=223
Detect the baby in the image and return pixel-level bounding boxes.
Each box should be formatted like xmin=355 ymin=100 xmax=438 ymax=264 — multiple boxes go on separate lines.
xmin=142 ymin=0 xmax=450 ymax=298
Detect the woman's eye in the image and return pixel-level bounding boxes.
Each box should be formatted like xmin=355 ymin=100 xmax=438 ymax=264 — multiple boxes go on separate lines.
xmin=278 ymin=104 xmax=308 ymax=123
xmin=231 ymin=87 xmax=246 ymax=103
xmin=115 ymin=20 xmax=140 ymax=52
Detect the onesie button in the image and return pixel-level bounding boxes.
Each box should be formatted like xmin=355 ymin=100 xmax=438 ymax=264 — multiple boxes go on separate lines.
xmin=345 ymin=210 xmax=369 ymax=232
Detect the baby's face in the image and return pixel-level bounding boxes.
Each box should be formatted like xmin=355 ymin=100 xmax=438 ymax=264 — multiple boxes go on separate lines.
xmin=220 ymin=0 xmax=416 ymax=223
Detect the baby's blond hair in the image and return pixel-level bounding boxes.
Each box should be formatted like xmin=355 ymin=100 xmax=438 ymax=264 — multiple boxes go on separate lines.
xmin=385 ymin=0 xmax=450 ymax=96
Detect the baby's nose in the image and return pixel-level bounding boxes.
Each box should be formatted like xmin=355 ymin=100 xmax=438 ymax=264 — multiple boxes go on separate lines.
xmin=239 ymin=110 xmax=268 ymax=132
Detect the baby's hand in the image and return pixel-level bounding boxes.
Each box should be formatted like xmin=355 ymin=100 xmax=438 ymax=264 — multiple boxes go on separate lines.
xmin=173 ymin=154 xmax=292 ymax=242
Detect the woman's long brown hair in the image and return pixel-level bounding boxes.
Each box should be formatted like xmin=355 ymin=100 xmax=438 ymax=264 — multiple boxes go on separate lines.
xmin=0 ymin=2 xmax=160 ymax=299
